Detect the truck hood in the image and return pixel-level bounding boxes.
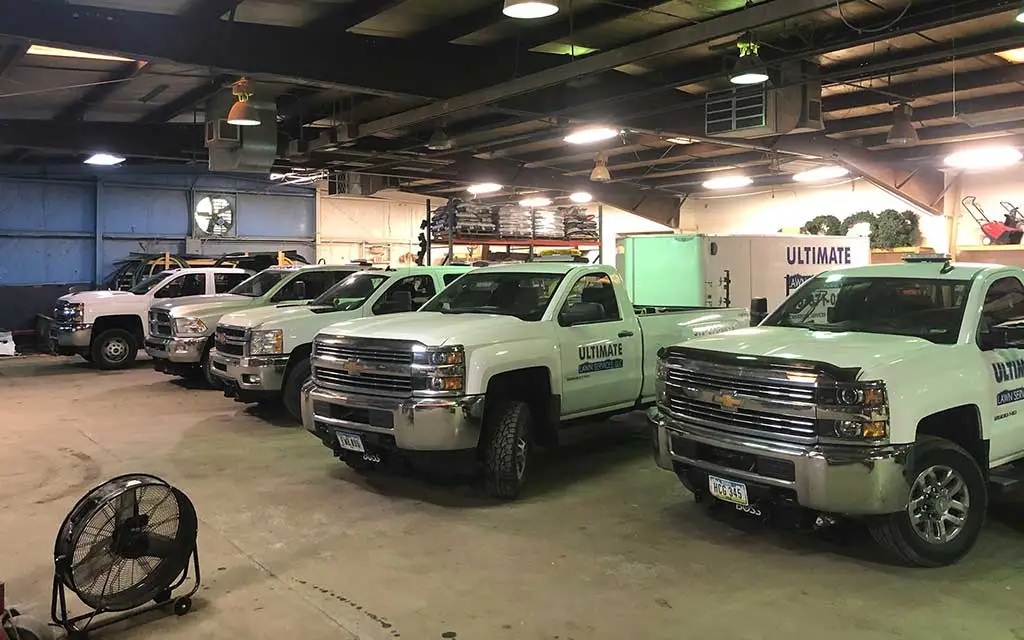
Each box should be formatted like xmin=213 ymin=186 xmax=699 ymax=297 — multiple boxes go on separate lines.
xmin=59 ymin=290 xmax=138 ymax=303
xmin=152 ymin=294 xmax=252 ymax=317
xmin=220 ymin=303 xmax=345 ymax=330
xmin=319 ymin=311 xmax=528 ymax=348
xmin=680 ymin=326 xmax=940 ymax=371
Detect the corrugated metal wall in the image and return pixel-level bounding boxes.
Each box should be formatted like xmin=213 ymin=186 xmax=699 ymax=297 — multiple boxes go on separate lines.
xmin=0 ymin=167 xmax=315 ymax=330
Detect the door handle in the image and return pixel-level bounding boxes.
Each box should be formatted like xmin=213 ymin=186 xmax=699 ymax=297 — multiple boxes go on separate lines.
xmin=618 ymin=330 xmax=635 ymax=338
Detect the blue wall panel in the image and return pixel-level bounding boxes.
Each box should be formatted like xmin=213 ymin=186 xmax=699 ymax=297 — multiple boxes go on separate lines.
xmin=102 ymin=186 xmax=189 ymax=236
xmin=0 ymin=180 xmax=94 ymax=232
xmin=235 ymin=194 xmax=314 ymax=238
xmin=0 ymin=237 xmax=93 ymax=285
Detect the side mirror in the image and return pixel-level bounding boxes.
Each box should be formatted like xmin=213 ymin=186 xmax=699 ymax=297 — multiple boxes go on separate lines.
xmin=983 ymin=321 xmax=1024 ymax=350
xmin=378 ymin=290 xmax=414 ymax=314
xmin=749 ymin=297 xmax=768 ymax=326
xmin=558 ymin=302 xmax=605 ymax=327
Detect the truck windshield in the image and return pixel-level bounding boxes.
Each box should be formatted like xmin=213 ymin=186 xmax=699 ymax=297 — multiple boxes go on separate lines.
xmin=420 ymin=272 xmax=564 ymax=321
xmin=129 ymin=272 xmax=172 ymax=294
xmin=228 ymin=270 xmax=288 ymax=297
xmin=312 ymin=273 xmax=390 ymax=311
xmin=764 ymin=274 xmax=972 ymax=344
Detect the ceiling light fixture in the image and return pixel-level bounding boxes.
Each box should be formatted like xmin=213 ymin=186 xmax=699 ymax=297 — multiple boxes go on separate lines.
xmin=564 ymin=126 xmax=620 ymax=145
xmin=227 ymin=77 xmax=261 ymax=127
xmin=26 ymin=44 xmax=134 ymax=62
xmin=569 ymin=191 xmax=593 ymax=203
xmin=519 ymin=196 xmax=553 ymax=207
xmin=792 ymin=166 xmax=850 ymax=183
xmin=729 ymin=34 xmax=769 ymax=85
xmin=590 ymin=152 xmax=611 ymax=182
xmin=467 ymin=182 xmax=502 ymax=195
xmin=426 ymin=128 xmax=453 ymax=151
xmin=886 ymin=103 xmax=918 ymax=145
xmin=703 ymin=175 xmax=753 ymax=190
xmin=1017 ymin=3 xmax=1024 ymax=22
xmin=996 ymin=47 xmax=1024 ymax=63
xmin=84 ymin=153 xmax=126 ymax=166
xmin=666 ymin=137 xmax=696 ymax=145
xmin=944 ymin=146 xmax=1023 ymax=170
xmin=502 ymin=0 xmax=560 ymax=19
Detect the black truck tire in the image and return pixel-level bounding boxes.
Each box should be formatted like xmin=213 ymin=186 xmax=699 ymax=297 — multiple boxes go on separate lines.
xmin=200 ymin=343 xmax=221 ymax=389
xmin=869 ymin=437 xmax=987 ymax=567
xmin=91 ymin=328 xmax=137 ymax=370
xmin=283 ymin=357 xmax=311 ymax=423
xmin=482 ymin=400 xmax=532 ymax=500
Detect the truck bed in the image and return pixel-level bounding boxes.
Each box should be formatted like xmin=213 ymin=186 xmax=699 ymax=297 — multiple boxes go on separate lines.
xmin=634 ymin=305 xmax=718 ymax=316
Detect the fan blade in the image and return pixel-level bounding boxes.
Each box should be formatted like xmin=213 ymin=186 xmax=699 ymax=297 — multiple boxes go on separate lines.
xmin=73 ymin=535 xmax=116 ymax=587
xmin=116 ymin=490 xmax=139 ymax=527
xmin=140 ymin=533 xmax=179 ymax=559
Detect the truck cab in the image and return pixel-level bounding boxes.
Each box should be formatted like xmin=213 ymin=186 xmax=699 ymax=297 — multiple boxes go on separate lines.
xmin=50 ymin=267 xmax=251 ymax=370
xmin=652 ymin=255 xmax=1024 ymax=566
xmin=301 ymin=262 xmax=748 ymax=499
xmin=145 ymin=264 xmax=364 ymax=385
xmin=210 ymin=265 xmax=474 ymax=420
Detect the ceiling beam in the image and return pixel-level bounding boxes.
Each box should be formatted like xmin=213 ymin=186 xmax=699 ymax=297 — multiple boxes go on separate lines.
xmin=55 ymin=60 xmax=148 ymax=121
xmin=356 ymin=0 xmax=856 ymax=137
xmin=179 ymin=0 xmax=244 ymax=21
xmin=139 ymin=75 xmax=230 ymax=123
xmin=315 ymin=0 xmax=410 ymax=32
xmin=875 ymin=130 xmax=1024 ymax=162
xmin=0 ymin=41 xmax=26 ymax=78
xmin=0 ymin=1 xmax=560 ymax=101
xmin=826 ymin=91 xmax=1024 ymax=135
xmin=0 ymin=119 xmax=206 ymax=158
xmin=864 ymin=119 xmax=1024 ymax=154
xmin=410 ymin=6 xmax=499 ymax=44
xmin=507 ymin=0 xmax=671 ymax=53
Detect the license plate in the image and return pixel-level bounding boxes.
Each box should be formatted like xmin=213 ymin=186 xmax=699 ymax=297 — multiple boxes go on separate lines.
xmin=709 ymin=474 xmax=748 ymax=506
xmin=335 ymin=431 xmax=365 ymax=453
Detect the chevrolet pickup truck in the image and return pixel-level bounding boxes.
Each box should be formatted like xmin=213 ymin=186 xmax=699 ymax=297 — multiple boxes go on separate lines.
xmin=146 ymin=264 xmax=363 ymax=386
xmin=50 ymin=267 xmax=252 ymax=370
xmin=301 ymin=262 xmax=749 ymax=498
xmin=211 ymin=265 xmax=473 ymax=420
xmin=652 ymin=255 xmax=1024 ymax=566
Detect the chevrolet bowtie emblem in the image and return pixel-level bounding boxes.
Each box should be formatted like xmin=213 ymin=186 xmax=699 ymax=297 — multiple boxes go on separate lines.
xmin=712 ymin=392 xmax=743 ymax=410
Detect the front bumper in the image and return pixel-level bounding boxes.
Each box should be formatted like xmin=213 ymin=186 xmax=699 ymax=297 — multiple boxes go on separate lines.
xmin=145 ymin=335 xmax=207 ymax=364
xmin=49 ymin=324 xmax=92 ymax=354
xmin=653 ymin=409 xmax=912 ymax=515
xmin=210 ymin=349 xmax=289 ymax=393
xmin=301 ymin=381 xmax=486 ymax=452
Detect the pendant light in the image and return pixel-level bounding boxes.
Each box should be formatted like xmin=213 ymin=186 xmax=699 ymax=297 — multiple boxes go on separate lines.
xmin=885 ymin=103 xmax=918 ymax=145
xmin=426 ymin=128 xmax=453 ymax=151
xmin=227 ymin=77 xmax=261 ymax=127
xmin=729 ymin=34 xmax=769 ymax=85
xmin=590 ymin=152 xmax=611 ymax=182
xmin=503 ymin=0 xmax=560 ymax=19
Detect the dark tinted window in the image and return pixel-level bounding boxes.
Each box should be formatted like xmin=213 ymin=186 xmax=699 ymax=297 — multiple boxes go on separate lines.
xmin=560 ymin=273 xmax=621 ymax=322
xmin=155 ymin=273 xmax=206 ymax=299
xmin=215 ymin=272 xmax=250 ymax=293
xmin=272 ymin=270 xmax=351 ymax=303
xmin=420 ymin=271 xmax=564 ymax=321
xmin=980 ymin=277 xmax=1024 ymax=331
xmin=374 ymin=275 xmax=436 ymax=314
xmin=443 ymin=273 xmax=464 ymax=285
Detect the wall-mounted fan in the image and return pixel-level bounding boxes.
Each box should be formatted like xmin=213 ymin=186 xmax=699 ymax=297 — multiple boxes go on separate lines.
xmin=51 ymin=474 xmax=200 ymax=638
xmin=193 ymin=195 xmax=235 ymax=236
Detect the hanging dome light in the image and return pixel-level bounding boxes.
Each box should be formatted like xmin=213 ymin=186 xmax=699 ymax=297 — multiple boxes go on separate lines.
xmin=564 ymin=126 xmax=620 ymax=145
xmin=944 ymin=146 xmax=1023 ymax=170
xmin=519 ymin=196 xmax=553 ymax=207
xmin=227 ymin=77 xmax=260 ymax=126
xmin=426 ymin=128 xmax=453 ymax=151
xmin=590 ymin=153 xmax=611 ymax=182
xmin=467 ymin=182 xmax=502 ymax=195
xmin=569 ymin=191 xmax=593 ymax=203
xmin=886 ymin=103 xmax=918 ymax=145
xmin=503 ymin=0 xmax=560 ymax=19
xmin=729 ymin=35 xmax=769 ymax=85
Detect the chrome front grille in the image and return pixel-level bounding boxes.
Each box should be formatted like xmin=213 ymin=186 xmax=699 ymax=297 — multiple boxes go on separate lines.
xmin=312 ymin=337 xmax=414 ymax=396
xmin=662 ymin=355 xmax=820 ymax=445
xmin=149 ymin=310 xmax=173 ymax=338
xmin=216 ymin=325 xmax=247 ymax=357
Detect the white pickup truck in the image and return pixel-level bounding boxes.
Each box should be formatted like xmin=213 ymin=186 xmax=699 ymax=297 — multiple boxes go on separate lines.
xmin=652 ymin=255 xmax=1024 ymax=566
xmin=301 ymin=262 xmax=749 ymax=498
xmin=50 ymin=267 xmax=252 ymax=369
xmin=210 ymin=265 xmax=474 ymax=420
xmin=146 ymin=264 xmax=365 ymax=385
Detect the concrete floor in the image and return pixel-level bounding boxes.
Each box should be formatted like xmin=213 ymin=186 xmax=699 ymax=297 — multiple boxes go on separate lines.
xmin=3 ymin=357 xmax=1024 ymax=640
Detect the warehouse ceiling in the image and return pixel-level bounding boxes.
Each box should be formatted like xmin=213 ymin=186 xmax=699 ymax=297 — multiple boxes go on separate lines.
xmin=0 ymin=0 xmax=1023 ymax=221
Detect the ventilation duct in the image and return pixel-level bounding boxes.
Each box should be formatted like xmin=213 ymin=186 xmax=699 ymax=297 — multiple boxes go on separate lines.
xmin=327 ymin=172 xmax=401 ymax=196
xmin=705 ymin=60 xmax=823 ymax=139
xmin=205 ymin=87 xmax=277 ymax=174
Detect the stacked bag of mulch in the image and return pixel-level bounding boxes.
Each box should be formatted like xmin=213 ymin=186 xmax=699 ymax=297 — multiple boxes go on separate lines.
xmin=432 ymin=199 xmax=497 ymax=239
xmin=562 ymin=206 xmax=599 ymax=240
xmin=497 ymin=205 xmax=533 ymax=237
xmin=532 ymin=208 xmax=565 ymax=239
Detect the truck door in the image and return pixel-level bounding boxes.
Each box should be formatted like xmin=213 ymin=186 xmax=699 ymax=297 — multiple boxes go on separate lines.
xmin=556 ymin=271 xmax=643 ymax=416
xmin=977 ymin=275 xmax=1024 ymax=462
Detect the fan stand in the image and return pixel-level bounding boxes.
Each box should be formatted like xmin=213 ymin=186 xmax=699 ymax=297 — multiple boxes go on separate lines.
xmin=50 ymin=548 xmax=200 ymax=639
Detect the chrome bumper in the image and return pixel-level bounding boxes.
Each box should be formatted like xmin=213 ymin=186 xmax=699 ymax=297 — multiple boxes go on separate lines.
xmin=210 ymin=349 xmax=289 ymax=391
xmin=50 ymin=324 xmax=92 ymax=350
xmin=654 ymin=409 xmax=912 ymax=515
xmin=301 ymin=381 xmax=486 ymax=451
xmin=145 ymin=335 xmax=207 ymax=363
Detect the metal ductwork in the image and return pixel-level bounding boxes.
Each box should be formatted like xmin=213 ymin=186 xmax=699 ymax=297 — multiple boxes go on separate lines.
xmin=204 ymin=86 xmax=278 ymax=174
xmin=705 ymin=60 xmax=823 ymax=139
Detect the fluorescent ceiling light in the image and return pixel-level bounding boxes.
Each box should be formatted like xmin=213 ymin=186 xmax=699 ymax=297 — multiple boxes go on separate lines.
xmin=792 ymin=166 xmax=850 ymax=183
xmin=569 ymin=191 xmax=593 ymax=203
xmin=84 ymin=153 xmax=126 ymax=166
xmin=996 ymin=47 xmax=1024 ymax=63
xmin=564 ymin=126 xmax=620 ymax=145
xmin=467 ymin=182 xmax=502 ymax=195
xmin=533 ymin=43 xmax=597 ymax=56
xmin=27 ymin=44 xmax=134 ymax=62
xmin=666 ymin=137 xmax=695 ymax=145
xmin=1017 ymin=8 xmax=1024 ymax=23
xmin=503 ymin=0 xmax=560 ymax=19
xmin=944 ymin=146 xmax=1023 ymax=170
xmin=703 ymin=175 xmax=753 ymax=190
xmin=519 ymin=197 xmax=553 ymax=207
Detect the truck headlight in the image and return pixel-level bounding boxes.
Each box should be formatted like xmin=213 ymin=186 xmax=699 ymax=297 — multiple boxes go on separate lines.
xmin=173 ymin=317 xmax=208 ymax=337
xmin=819 ymin=381 xmax=887 ymax=408
xmin=413 ymin=345 xmax=465 ymax=394
xmin=250 ymin=329 xmax=283 ymax=355
xmin=819 ymin=381 xmax=889 ymax=442
xmin=56 ymin=302 xmax=84 ymax=324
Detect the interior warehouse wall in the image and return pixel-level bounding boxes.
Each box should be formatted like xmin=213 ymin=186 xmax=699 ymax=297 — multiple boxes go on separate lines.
xmin=678 ymin=178 xmax=948 ymax=252
xmin=952 ymin=166 xmax=1024 ymax=248
xmin=316 ymin=191 xmax=428 ymax=266
xmin=0 ymin=167 xmax=315 ymax=332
